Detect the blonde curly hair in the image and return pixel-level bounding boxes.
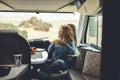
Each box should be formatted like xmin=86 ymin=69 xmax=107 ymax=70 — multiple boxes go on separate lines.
xmin=59 ymin=24 xmax=75 ymax=43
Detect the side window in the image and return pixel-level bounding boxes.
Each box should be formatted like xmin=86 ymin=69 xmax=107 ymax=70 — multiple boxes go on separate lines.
xmin=86 ymin=16 xmax=102 ymax=48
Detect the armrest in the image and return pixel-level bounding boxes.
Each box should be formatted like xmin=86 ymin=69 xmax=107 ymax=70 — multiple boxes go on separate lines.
xmin=67 ymin=55 xmax=78 ymax=61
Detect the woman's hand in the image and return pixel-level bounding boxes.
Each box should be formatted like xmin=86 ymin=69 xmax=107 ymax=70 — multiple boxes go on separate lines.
xmin=53 ymin=40 xmax=66 ymax=46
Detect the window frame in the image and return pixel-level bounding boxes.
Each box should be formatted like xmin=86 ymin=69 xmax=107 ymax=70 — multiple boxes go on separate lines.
xmin=83 ymin=15 xmax=102 ymax=50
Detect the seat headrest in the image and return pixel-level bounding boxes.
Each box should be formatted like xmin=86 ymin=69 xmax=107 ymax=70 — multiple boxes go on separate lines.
xmin=0 ymin=29 xmax=18 ymax=34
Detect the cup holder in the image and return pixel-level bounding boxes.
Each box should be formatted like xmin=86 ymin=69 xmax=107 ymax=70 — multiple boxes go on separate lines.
xmin=0 ymin=66 xmax=11 ymax=77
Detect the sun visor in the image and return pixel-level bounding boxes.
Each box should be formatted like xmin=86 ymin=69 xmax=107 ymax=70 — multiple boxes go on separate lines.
xmin=78 ymin=0 xmax=102 ymax=15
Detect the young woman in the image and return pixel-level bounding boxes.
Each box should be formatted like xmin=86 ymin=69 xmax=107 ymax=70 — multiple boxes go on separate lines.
xmin=39 ymin=24 xmax=76 ymax=75
xmin=48 ymin=24 xmax=76 ymax=71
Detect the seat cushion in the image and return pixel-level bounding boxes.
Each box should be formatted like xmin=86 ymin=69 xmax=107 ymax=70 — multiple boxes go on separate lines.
xmin=73 ymin=47 xmax=87 ymax=72
xmin=68 ymin=69 xmax=85 ymax=80
xmin=82 ymin=51 xmax=101 ymax=77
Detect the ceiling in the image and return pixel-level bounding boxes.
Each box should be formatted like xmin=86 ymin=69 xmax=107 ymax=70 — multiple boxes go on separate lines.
xmin=0 ymin=0 xmax=102 ymax=15
xmin=0 ymin=0 xmax=77 ymax=12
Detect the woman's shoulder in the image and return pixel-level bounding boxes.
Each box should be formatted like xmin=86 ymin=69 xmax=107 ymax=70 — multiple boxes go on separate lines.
xmin=67 ymin=41 xmax=76 ymax=46
xmin=68 ymin=41 xmax=75 ymax=44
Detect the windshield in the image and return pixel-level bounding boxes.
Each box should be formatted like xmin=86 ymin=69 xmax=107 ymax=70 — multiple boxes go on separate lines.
xmin=0 ymin=12 xmax=80 ymax=41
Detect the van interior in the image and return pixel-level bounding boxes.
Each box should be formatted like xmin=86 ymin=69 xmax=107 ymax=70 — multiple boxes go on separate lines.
xmin=0 ymin=0 xmax=103 ymax=80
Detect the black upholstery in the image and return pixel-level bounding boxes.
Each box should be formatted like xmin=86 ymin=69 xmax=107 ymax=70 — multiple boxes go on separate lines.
xmin=0 ymin=33 xmax=31 ymax=65
xmin=29 ymin=40 xmax=51 ymax=51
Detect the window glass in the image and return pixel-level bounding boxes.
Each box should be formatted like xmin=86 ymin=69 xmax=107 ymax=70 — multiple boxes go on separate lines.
xmin=0 ymin=12 xmax=80 ymax=41
xmin=86 ymin=16 xmax=102 ymax=47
